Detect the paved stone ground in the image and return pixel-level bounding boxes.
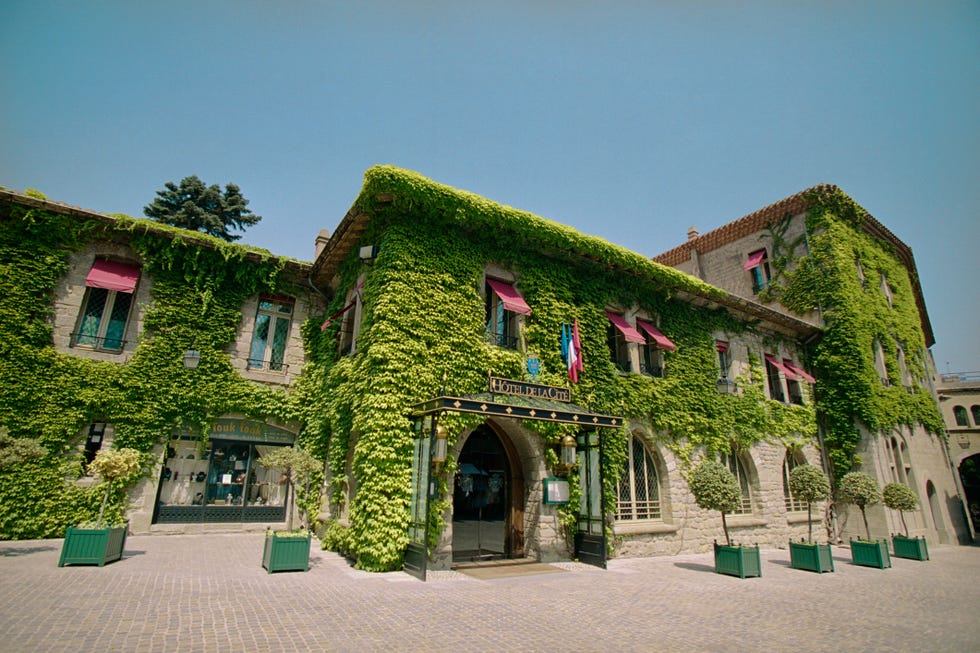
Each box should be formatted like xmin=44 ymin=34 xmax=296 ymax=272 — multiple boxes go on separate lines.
xmin=0 ymin=534 xmax=977 ymax=653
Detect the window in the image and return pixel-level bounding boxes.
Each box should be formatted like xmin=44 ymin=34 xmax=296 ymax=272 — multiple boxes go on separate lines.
xmin=782 ymin=450 xmax=808 ymax=512
xmin=73 ymin=259 xmax=140 ymax=353
xmin=972 ymin=405 xmax=980 ymax=426
xmin=954 ymin=406 xmax=969 ymax=427
xmin=783 ymin=359 xmax=804 ymax=405
xmin=873 ymin=340 xmax=889 ymax=386
xmin=83 ymin=423 xmax=107 ymax=466
xmin=744 ymin=249 xmax=771 ymax=294
xmin=248 ymin=297 xmax=293 ymax=371
xmin=856 ymin=257 xmax=866 ymax=289
xmin=616 ymin=435 xmax=662 ymax=521
xmin=607 ymin=320 xmax=632 ymax=372
xmin=636 ymin=319 xmax=676 ymax=378
xmin=485 ymin=279 xmax=530 ymax=350
xmin=720 ymin=449 xmax=752 ymax=515
xmin=880 ymin=274 xmax=893 ymax=307
xmin=764 ymin=354 xmax=786 ymax=402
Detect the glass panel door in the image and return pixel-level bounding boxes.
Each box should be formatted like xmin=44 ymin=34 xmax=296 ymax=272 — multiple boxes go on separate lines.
xmin=575 ymin=430 xmax=606 ymax=568
xmin=404 ymin=418 xmax=432 ymax=580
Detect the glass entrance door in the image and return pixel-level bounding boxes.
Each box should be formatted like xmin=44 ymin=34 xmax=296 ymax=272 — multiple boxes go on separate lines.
xmin=453 ymin=426 xmax=510 ymax=561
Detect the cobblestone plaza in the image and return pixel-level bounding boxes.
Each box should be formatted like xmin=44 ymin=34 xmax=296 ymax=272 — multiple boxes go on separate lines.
xmin=1 ymin=533 xmax=976 ymax=652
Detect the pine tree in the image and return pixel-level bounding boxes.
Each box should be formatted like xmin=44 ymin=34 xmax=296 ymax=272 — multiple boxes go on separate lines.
xmin=143 ymin=175 xmax=262 ymax=242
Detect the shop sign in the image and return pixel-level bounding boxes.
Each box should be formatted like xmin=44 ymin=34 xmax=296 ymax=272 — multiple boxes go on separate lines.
xmin=542 ymin=477 xmax=571 ymax=505
xmin=488 ymin=376 xmax=571 ymax=403
xmin=209 ymin=419 xmax=296 ymax=445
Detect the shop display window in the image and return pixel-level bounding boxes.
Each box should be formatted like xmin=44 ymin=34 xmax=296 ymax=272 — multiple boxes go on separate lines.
xmin=155 ymin=438 xmax=289 ymax=524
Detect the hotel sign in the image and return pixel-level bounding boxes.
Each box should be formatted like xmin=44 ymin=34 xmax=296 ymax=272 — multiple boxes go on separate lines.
xmin=488 ymin=376 xmax=571 ymax=403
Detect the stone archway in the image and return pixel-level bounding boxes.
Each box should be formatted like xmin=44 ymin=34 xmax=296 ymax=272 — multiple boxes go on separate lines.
xmin=958 ymin=453 xmax=980 ymax=535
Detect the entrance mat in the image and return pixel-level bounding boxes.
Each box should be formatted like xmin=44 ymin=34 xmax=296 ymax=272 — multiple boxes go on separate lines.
xmin=454 ymin=561 xmax=567 ymax=580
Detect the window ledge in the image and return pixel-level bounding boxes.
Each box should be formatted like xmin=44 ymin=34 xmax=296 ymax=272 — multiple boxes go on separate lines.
xmin=727 ymin=515 xmax=767 ymax=528
xmin=787 ymin=512 xmax=819 ymax=524
xmin=613 ymin=521 xmax=678 ymax=535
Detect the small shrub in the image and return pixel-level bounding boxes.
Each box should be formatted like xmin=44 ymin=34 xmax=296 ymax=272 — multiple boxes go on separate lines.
xmin=788 ymin=464 xmax=830 ymax=542
xmin=837 ymin=471 xmax=881 ymax=541
xmin=688 ymin=459 xmax=742 ymax=546
xmin=882 ymin=482 xmax=919 ymax=537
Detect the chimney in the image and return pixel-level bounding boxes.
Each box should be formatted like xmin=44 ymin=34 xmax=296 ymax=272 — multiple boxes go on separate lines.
xmin=314 ymin=229 xmax=331 ymax=259
xmin=687 ymin=226 xmax=699 ymax=241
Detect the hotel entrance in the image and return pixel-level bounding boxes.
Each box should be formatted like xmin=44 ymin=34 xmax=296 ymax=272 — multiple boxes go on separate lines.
xmin=452 ymin=425 xmax=511 ymax=561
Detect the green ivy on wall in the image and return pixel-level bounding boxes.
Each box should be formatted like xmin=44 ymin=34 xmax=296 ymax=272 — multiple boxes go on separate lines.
xmin=0 ymin=199 xmax=314 ymax=539
xmin=770 ymin=187 xmax=943 ymax=481
xmin=311 ymin=166 xmax=817 ymax=571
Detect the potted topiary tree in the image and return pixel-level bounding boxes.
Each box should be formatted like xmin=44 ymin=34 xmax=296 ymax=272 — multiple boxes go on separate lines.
xmin=787 ymin=463 xmax=834 ymax=573
xmin=883 ymin=482 xmax=929 ymax=561
xmin=59 ymin=447 xmax=142 ymax=567
xmin=837 ymin=471 xmax=890 ymax=569
xmin=258 ymin=445 xmax=322 ymax=573
xmin=688 ymin=459 xmax=760 ymax=578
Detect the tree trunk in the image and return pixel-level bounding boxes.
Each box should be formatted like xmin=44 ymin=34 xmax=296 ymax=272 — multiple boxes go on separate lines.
xmin=721 ymin=511 xmax=731 ymax=546
xmin=807 ymin=503 xmax=813 ymax=543
xmin=284 ymin=467 xmax=294 ymax=531
xmin=96 ymin=480 xmax=111 ymax=525
xmin=860 ymin=506 xmax=870 ymax=541
xmin=900 ymin=510 xmax=909 ymax=538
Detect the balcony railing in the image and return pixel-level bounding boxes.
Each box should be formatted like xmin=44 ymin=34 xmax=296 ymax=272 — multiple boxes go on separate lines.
xmin=70 ymin=332 xmax=126 ymax=352
xmin=246 ymin=358 xmax=289 ymax=373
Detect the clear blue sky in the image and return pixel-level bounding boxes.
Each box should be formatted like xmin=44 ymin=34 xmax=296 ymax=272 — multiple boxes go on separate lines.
xmin=2 ymin=1 xmax=977 ymax=371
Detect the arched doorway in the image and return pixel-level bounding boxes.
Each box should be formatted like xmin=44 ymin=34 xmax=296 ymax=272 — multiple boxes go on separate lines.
xmin=453 ymin=424 xmax=521 ymax=562
xmin=958 ymin=454 xmax=980 ymax=534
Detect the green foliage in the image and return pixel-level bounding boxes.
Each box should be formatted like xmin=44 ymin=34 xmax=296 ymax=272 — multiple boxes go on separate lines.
xmin=143 ymin=175 xmax=262 ymax=242
xmin=306 ymin=166 xmax=818 ymax=570
xmin=88 ymin=447 xmax=143 ymax=524
xmin=320 ymin=519 xmax=352 ymax=557
xmin=788 ymin=464 xmax=831 ymax=503
xmin=774 ymin=188 xmax=943 ymax=480
xmin=0 ymin=199 xmax=303 ymax=538
xmin=838 ymin=471 xmax=881 ymax=540
xmin=0 ymin=428 xmax=46 ymax=470
xmin=258 ymin=446 xmax=322 ymax=531
xmin=882 ymin=481 xmax=919 ymax=537
xmin=688 ymin=460 xmax=742 ymax=513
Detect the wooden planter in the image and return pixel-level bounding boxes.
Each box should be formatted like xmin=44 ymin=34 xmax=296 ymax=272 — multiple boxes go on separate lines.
xmin=58 ymin=523 xmax=128 ymax=567
xmin=262 ymin=532 xmax=311 ymax=573
xmin=713 ymin=541 xmax=761 ymax=578
xmin=788 ymin=540 xmax=835 ymax=573
xmin=892 ymin=535 xmax=929 ymax=561
xmin=849 ymin=539 xmax=891 ymax=569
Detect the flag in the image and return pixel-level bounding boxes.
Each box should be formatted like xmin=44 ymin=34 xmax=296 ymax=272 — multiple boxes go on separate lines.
xmin=570 ymin=319 xmax=584 ymax=383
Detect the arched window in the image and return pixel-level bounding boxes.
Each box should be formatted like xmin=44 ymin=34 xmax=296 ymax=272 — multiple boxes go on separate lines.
xmin=972 ymin=405 xmax=980 ymax=426
xmin=720 ymin=449 xmax=752 ymax=515
xmin=782 ymin=450 xmax=808 ymax=512
xmin=616 ymin=435 xmax=662 ymax=521
xmin=954 ymin=406 xmax=969 ymax=427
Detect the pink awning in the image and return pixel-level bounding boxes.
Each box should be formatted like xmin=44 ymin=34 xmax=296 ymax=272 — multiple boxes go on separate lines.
xmin=320 ymin=302 xmax=355 ymax=331
xmin=743 ymin=249 xmax=766 ymax=271
xmin=487 ymin=279 xmax=532 ymax=316
xmin=606 ymin=312 xmax=645 ymax=344
xmin=764 ymin=354 xmax=799 ymax=380
xmin=715 ymin=340 xmax=729 ymax=353
xmin=85 ymin=259 xmax=140 ymax=293
xmin=783 ymin=360 xmax=816 ymax=383
xmin=636 ymin=319 xmax=677 ymax=351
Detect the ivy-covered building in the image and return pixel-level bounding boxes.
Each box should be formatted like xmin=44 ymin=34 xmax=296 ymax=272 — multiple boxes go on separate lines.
xmin=0 ymin=166 xmax=969 ymax=574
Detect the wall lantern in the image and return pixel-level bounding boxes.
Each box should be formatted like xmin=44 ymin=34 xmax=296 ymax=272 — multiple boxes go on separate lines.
xmin=432 ymin=424 xmax=448 ymax=464
xmin=560 ymin=434 xmax=577 ymax=467
xmin=182 ymin=348 xmax=202 ymax=369
xmin=716 ymin=378 xmax=736 ymax=395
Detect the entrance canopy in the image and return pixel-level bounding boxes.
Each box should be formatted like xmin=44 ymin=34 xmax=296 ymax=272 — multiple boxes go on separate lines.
xmin=411 ymin=393 xmax=623 ymax=428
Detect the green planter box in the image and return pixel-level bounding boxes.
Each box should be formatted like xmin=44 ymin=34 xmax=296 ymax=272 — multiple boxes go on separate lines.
xmin=892 ymin=535 xmax=929 ymax=561
xmin=262 ymin=532 xmax=311 ymax=573
xmin=789 ymin=540 xmax=835 ymax=573
xmin=849 ymin=539 xmax=891 ymax=569
xmin=713 ymin=541 xmax=761 ymax=578
xmin=58 ymin=523 xmax=128 ymax=567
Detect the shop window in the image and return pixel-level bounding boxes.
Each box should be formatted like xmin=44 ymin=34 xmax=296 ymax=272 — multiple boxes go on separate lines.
xmin=616 ymin=434 xmax=662 ymax=521
xmin=720 ymin=449 xmax=753 ymax=515
xmin=82 ymin=423 xmax=107 ymax=466
xmin=972 ymin=405 xmax=980 ymax=426
xmin=782 ymin=450 xmax=808 ymax=512
xmin=484 ymin=279 xmax=530 ymax=350
xmin=72 ymin=259 xmax=140 ymax=353
xmin=954 ymin=406 xmax=969 ymax=427
xmin=248 ymin=296 xmax=294 ymax=371
xmin=744 ymin=249 xmax=771 ymax=294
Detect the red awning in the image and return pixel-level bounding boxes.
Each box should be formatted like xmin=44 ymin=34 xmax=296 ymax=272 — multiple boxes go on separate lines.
xmin=743 ymin=249 xmax=766 ymax=271
xmin=636 ymin=319 xmax=677 ymax=351
xmin=320 ymin=302 xmax=355 ymax=331
xmin=716 ymin=340 xmax=729 ymax=353
xmin=606 ymin=312 xmax=646 ymax=344
xmin=764 ymin=354 xmax=799 ymax=380
xmin=783 ymin=360 xmax=816 ymax=383
xmin=85 ymin=259 xmax=140 ymax=293
xmin=487 ymin=279 xmax=532 ymax=316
